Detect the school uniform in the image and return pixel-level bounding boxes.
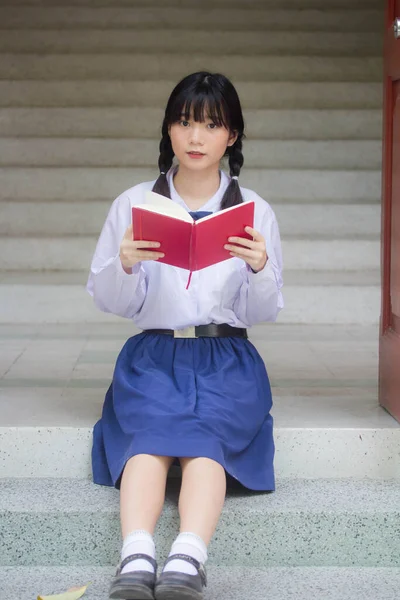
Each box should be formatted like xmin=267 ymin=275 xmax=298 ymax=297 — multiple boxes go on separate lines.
xmin=87 ymin=165 xmax=284 ymax=491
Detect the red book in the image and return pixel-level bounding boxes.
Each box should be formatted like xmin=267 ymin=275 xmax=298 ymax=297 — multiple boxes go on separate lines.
xmin=132 ymin=191 xmax=255 ymax=272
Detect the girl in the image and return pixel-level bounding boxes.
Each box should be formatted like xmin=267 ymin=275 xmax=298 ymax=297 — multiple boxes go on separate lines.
xmin=87 ymin=71 xmax=283 ymax=600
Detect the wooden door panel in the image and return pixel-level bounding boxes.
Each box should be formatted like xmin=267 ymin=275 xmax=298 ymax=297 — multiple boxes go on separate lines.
xmin=392 ymin=85 xmax=400 ymax=318
xmin=380 ymin=1 xmax=400 ymax=421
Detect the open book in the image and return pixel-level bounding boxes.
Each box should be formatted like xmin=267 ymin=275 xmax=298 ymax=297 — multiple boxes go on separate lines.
xmin=132 ymin=190 xmax=255 ymax=272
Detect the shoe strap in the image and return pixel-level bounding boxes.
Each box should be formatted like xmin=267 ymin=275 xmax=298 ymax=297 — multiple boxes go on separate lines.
xmin=117 ymin=553 xmax=158 ymax=576
xmin=164 ymin=553 xmax=207 ymax=587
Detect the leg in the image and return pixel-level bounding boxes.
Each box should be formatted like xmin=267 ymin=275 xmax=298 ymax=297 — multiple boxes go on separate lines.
xmin=178 ymin=457 xmax=226 ymax=544
xmin=120 ymin=453 xmax=175 ymax=537
xmin=114 ymin=453 xmax=174 ymax=585
xmin=111 ymin=454 xmax=175 ymax=598
xmin=155 ymin=458 xmax=226 ymax=599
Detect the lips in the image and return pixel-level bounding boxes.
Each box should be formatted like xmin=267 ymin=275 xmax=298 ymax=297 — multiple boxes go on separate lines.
xmin=187 ymin=151 xmax=205 ymax=155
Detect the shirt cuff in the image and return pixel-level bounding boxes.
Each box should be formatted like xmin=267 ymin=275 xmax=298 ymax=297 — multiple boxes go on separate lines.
xmin=113 ymin=255 xmax=141 ymax=277
xmin=246 ymin=259 xmax=276 ymax=283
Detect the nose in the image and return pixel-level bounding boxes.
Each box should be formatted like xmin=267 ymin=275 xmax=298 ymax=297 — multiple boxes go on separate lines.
xmin=189 ymin=125 xmax=204 ymax=145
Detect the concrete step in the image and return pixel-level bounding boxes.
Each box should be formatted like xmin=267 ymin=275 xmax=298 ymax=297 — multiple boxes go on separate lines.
xmin=0 ymin=29 xmax=383 ymax=55
xmin=0 ymin=201 xmax=381 ymax=238
xmin=0 ymin=167 xmax=381 ymax=202
xmin=0 ymin=81 xmax=383 ymax=109
xmin=0 ymin=322 xmax=391 ymax=474
xmin=273 ymin=203 xmax=380 ymax=238
xmin=0 ymin=53 xmax=382 ymax=82
xmin=0 ymin=478 xmax=399 ymax=566
xmin=0 ymin=138 xmax=382 ymax=170
xmin=0 ymin=237 xmax=380 ymax=271
xmin=0 ymin=7 xmax=383 ymax=31
xmin=0 ymin=270 xmax=381 ymax=324
xmin=0 ymin=108 xmax=383 ymax=140
xmin=6 ymin=0 xmax=385 ymax=7
xmin=2 ymin=416 xmax=395 ymax=477
xmin=1 ymin=565 xmax=399 ymax=600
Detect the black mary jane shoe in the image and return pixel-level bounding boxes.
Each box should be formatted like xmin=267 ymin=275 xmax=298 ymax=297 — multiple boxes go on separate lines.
xmin=154 ymin=553 xmax=207 ymax=600
xmin=109 ymin=552 xmax=158 ymax=600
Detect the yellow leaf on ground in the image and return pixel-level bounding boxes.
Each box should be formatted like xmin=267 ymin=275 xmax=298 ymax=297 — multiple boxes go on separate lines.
xmin=37 ymin=583 xmax=89 ymax=600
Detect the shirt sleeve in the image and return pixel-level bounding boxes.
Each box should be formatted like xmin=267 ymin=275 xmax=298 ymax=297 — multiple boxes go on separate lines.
xmin=86 ymin=191 xmax=148 ymax=319
xmin=233 ymin=204 xmax=284 ymax=326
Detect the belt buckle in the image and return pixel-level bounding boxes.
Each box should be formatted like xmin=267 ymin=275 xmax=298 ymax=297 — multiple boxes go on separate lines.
xmin=174 ymin=326 xmax=197 ymax=339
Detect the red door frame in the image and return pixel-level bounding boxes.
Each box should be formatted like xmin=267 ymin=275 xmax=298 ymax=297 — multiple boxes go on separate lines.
xmin=380 ymin=0 xmax=400 ymax=421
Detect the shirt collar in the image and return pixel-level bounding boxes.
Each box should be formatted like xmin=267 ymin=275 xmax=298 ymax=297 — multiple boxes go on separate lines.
xmin=166 ymin=164 xmax=230 ymax=212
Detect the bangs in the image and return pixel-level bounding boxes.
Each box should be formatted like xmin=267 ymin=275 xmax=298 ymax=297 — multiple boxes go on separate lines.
xmin=168 ymin=88 xmax=230 ymax=130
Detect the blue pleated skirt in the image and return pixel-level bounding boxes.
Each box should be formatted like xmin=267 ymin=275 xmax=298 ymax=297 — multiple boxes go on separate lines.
xmin=92 ymin=332 xmax=275 ymax=491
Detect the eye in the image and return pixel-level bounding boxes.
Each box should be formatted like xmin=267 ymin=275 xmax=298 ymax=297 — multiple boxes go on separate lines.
xmin=208 ymin=123 xmax=218 ymax=129
xmin=179 ymin=120 xmax=189 ymax=127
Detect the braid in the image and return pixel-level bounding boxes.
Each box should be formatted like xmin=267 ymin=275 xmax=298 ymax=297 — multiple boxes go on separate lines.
xmin=152 ymin=119 xmax=174 ymax=197
xmin=229 ymin=138 xmax=244 ymax=177
xmin=220 ymin=138 xmax=244 ymax=210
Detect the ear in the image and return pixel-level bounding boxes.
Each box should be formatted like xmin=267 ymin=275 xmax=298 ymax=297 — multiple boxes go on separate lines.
xmin=227 ymin=130 xmax=238 ymax=147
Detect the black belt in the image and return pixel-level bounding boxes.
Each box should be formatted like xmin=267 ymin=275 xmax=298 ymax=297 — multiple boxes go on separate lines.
xmin=143 ymin=324 xmax=248 ymax=339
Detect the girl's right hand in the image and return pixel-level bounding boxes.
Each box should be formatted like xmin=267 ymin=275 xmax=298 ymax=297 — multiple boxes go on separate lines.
xmin=119 ymin=224 xmax=165 ymax=270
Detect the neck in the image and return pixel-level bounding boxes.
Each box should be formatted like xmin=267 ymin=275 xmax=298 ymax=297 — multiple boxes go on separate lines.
xmin=172 ymin=164 xmax=221 ymax=210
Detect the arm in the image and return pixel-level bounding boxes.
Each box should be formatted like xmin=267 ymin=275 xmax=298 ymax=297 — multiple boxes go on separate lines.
xmin=86 ymin=193 xmax=148 ymax=319
xmin=232 ymin=208 xmax=284 ymax=326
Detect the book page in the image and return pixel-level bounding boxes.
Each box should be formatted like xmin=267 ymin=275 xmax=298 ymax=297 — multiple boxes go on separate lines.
xmin=134 ymin=204 xmax=193 ymax=223
xmin=195 ymin=200 xmax=255 ymax=223
xmin=139 ymin=190 xmax=193 ymax=223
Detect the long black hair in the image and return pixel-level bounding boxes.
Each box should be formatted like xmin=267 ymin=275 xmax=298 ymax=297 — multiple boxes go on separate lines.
xmin=152 ymin=71 xmax=245 ymax=210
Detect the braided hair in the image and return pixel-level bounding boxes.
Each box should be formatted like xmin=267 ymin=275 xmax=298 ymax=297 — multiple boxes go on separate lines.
xmin=152 ymin=72 xmax=245 ymax=210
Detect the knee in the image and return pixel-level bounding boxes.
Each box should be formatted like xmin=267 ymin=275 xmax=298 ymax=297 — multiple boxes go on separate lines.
xmin=126 ymin=453 xmax=175 ymax=469
xmin=179 ymin=456 xmax=225 ymax=473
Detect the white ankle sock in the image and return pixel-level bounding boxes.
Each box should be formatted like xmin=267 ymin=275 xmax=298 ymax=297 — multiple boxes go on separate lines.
xmin=120 ymin=529 xmax=156 ymax=575
xmin=163 ymin=532 xmax=208 ymax=576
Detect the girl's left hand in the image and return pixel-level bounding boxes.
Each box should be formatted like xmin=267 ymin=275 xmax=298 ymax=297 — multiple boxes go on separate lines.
xmin=224 ymin=226 xmax=268 ymax=273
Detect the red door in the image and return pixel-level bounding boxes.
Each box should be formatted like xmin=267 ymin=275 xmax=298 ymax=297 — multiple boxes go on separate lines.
xmin=380 ymin=0 xmax=400 ymax=422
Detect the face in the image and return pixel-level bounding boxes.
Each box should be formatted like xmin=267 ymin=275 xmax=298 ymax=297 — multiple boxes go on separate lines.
xmin=168 ymin=108 xmax=238 ymax=172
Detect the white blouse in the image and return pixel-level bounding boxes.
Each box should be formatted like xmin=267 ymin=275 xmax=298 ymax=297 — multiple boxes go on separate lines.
xmin=87 ymin=166 xmax=284 ymax=329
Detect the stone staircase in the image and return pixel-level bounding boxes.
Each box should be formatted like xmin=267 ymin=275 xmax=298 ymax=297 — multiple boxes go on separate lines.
xmin=1 ymin=320 xmax=400 ymax=600
xmin=1 ymin=477 xmax=400 ymax=599
xmin=0 ymin=0 xmax=384 ymax=324
xmin=1 ymin=1 xmax=400 ymax=599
